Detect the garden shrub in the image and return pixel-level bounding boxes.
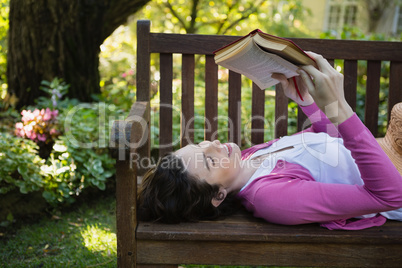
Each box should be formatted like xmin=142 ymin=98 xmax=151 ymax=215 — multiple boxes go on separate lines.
xmin=0 ymin=78 xmax=123 ymax=210
xmin=0 ymin=132 xmax=44 ymax=195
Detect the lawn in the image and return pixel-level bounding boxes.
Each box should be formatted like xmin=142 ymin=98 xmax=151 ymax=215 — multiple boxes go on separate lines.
xmin=0 ymin=192 xmax=273 ymax=268
xmin=0 ymin=192 xmax=117 ymax=267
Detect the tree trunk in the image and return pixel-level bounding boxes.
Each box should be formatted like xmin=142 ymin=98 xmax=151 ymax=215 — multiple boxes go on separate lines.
xmin=7 ymin=0 xmax=149 ymax=109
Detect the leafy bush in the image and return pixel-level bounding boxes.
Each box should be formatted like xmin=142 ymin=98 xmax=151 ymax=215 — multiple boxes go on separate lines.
xmin=39 ymin=101 xmax=121 ymax=205
xmin=0 ymin=132 xmax=44 ymax=194
xmin=1 ymin=78 xmax=123 ymax=209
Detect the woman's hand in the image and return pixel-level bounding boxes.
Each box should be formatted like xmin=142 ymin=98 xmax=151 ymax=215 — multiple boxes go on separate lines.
xmin=299 ymin=51 xmax=354 ymax=124
xmin=271 ymin=73 xmax=314 ymax=107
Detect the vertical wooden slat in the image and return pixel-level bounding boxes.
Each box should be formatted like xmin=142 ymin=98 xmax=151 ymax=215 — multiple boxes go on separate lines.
xmin=251 ymin=83 xmax=265 ymax=145
xmin=365 ymin=60 xmax=381 ymax=137
xmin=344 ymin=60 xmax=357 ymax=112
xmin=228 ymin=71 xmax=242 ymax=145
xmin=136 ymin=20 xmax=151 ymax=102
xmin=159 ymin=53 xmax=173 ymax=156
xmin=389 ymin=61 xmax=402 ymax=121
xmin=181 ymin=54 xmax=195 ymax=147
xmin=136 ymin=20 xmax=151 ymax=176
xmin=275 ymin=83 xmax=288 ymax=138
xmin=205 ymin=55 xmax=218 ymax=141
xmin=297 ymin=106 xmax=309 ymax=132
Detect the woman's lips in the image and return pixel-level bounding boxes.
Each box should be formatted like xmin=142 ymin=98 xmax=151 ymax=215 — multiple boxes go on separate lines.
xmin=223 ymin=143 xmax=232 ymax=157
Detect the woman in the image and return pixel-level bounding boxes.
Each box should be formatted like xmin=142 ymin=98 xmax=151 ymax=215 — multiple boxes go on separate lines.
xmin=138 ymin=52 xmax=402 ymax=230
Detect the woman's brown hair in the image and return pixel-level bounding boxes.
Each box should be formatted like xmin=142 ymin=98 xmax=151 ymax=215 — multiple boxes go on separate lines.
xmin=138 ymin=153 xmax=240 ymax=223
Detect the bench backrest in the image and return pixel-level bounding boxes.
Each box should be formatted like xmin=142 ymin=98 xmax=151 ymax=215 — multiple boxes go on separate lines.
xmin=136 ymin=20 xmax=402 ymax=161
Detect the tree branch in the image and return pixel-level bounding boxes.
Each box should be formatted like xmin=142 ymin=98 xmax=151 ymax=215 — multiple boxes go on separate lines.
xmin=220 ymin=1 xmax=263 ymax=35
xmin=188 ymin=0 xmax=200 ymax=33
xmin=164 ymin=0 xmax=188 ymax=32
xmin=102 ymin=0 xmax=150 ymax=42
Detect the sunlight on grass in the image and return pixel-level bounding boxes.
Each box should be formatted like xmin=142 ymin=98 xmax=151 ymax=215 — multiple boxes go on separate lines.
xmin=81 ymin=224 xmax=117 ymax=256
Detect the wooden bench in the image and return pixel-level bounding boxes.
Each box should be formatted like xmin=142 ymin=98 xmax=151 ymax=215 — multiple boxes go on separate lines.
xmin=110 ymin=20 xmax=402 ymax=267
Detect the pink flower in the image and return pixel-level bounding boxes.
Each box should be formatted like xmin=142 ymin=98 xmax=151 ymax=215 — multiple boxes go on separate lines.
xmin=15 ymin=107 xmax=60 ymax=145
xmin=38 ymin=134 xmax=47 ymax=142
xmin=121 ymin=72 xmax=127 ymax=78
xmin=50 ymin=128 xmax=58 ymax=135
xmin=43 ymin=108 xmax=52 ymax=121
xmin=15 ymin=122 xmax=23 ymax=130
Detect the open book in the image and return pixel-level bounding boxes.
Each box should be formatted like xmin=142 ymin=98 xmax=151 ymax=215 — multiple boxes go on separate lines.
xmin=214 ymin=29 xmax=316 ymax=99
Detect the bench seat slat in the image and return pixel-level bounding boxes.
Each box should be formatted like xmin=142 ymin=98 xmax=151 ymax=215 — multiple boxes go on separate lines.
xmin=137 ymin=239 xmax=402 ymax=267
xmin=137 ymin=211 xmax=402 ymax=244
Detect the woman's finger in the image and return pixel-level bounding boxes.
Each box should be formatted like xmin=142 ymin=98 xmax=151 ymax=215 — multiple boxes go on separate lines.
xmin=305 ymin=51 xmax=333 ymax=73
xmin=297 ymin=68 xmax=315 ymax=93
xmin=271 ymin=73 xmax=288 ymax=85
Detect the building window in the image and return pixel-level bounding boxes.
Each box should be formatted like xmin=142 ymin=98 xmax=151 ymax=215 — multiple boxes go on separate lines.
xmin=393 ymin=5 xmax=402 ymax=35
xmin=325 ymin=0 xmax=358 ymax=32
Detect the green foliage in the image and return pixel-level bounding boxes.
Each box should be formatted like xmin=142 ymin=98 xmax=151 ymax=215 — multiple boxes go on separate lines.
xmin=1 ymin=78 xmax=123 ymax=208
xmin=39 ymin=101 xmax=122 ymax=205
xmin=99 ymin=25 xmax=137 ymax=112
xmin=0 ymin=132 xmax=44 ymax=195
xmin=38 ymin=78 xmax=70 ymax=109
xmin=0 ymin=0 xmax=8 ymax=85
xmin=137 ymin=0 xmax=312 ymax=36
xmin=41 ymin=137 xmax=115 ymax=205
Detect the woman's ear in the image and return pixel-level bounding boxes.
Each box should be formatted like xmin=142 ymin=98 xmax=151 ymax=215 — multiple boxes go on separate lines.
xmin=211 ymin=187 xmax=227 ymax=207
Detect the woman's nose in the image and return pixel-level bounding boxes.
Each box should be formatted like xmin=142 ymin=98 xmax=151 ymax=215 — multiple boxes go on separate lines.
xmin=211 ymin=140 xmax=221 ymax=149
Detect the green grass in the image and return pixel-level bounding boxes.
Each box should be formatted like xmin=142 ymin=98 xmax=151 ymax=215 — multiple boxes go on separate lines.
xmin=0 ymin=193 xmax=117 ymax=267
xmin=0 ymin=193 xmax=287 ymax=268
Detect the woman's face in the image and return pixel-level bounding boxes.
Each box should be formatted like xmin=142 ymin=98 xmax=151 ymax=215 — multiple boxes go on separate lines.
xmin=175 ymin=140 xmax=242 ymax=188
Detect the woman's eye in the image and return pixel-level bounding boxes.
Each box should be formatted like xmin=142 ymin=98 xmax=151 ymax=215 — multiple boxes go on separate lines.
xmin=208 ymin=156 xmax=215 ymax=166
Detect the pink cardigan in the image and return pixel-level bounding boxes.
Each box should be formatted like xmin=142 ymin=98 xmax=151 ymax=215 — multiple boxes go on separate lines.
xmin=238 ymin=103 xmax=402 ymax=230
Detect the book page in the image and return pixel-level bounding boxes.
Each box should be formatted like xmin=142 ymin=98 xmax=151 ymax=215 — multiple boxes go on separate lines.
xmin=216 ymin=40 xmax=299 ymax=89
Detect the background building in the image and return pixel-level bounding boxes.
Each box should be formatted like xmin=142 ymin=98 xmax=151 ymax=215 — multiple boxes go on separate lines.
xmin=303 ymin=0 xmax=402 ymax=36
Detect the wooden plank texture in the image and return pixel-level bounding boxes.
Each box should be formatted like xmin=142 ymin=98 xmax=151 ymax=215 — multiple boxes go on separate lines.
xmin=137 ymin=211 xmax=402 ymax=243
xmin=137 ymin=239 xmax=402 ymax=267
xmin=274 ymin=83 xmax=288 ymax=138
xmin=251 ymin=83 xmax=265 ymax=145
xmin=389 ymin=61 xmax=402 ymax=121
xmin=205 ymin=55 xmax=218 ymax=141
xmin=136 ymin=20 xmax=151 ymax=102
xmin=159 ymin=53 xmax=173 ymax=156
xmin=148 ymin=32 xmax=402 ymax=61
xmin=344 ymin=60 xmax=357 ymax=111
xmin=181 ymin=54 xmax=195 ymax=147
xmin=365 ymin=60 xmax=381 ymax=137
xmin=116 ymin=159 xmax=136 ymax=268
xmin=228 ymin=71 xmax=242 ymax=144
